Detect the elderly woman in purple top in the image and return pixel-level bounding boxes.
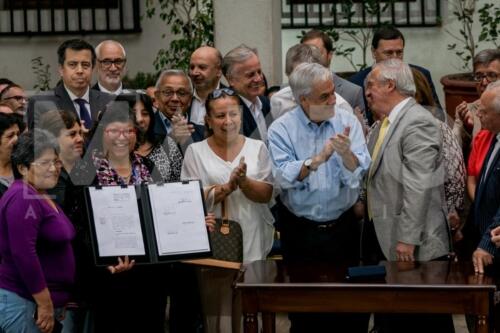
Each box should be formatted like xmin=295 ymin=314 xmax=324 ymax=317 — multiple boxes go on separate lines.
xmin=0 ymin=129 xmax=75 ymax=333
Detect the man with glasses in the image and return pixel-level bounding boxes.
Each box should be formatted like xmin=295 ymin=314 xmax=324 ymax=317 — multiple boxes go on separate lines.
xmin=27 ymin=39 xmax=113 ymax=131
xmin=349 ymin=26 xmax=441 ymax=124
xmin=454 ymin=49 xmax=500 ymax=144
xmin=154 ymin=69 xmax=204 ymax=150
xmin=0 ymin=83 xmax=28 ymax=116
xmin=93 ymin=40 xmax=128 ymax=95
xmin=454 ymin=50 xmax=500 ymax=259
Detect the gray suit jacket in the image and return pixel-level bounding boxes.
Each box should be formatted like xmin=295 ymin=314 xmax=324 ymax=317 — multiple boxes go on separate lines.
xmin=366 ymin=98 xmax=449 ymax=261
xmin=333 ymin=73 xmax=365 ymax=114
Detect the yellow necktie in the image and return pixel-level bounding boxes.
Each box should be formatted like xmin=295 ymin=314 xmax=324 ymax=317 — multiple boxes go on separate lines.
xmin=369 ymin=117 xmax=390 ymax=176
xmin=367 ymin=117 xmax=389 ymax=220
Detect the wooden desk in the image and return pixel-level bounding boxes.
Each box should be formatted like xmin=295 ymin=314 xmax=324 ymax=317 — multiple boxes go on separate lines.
xmin=235 ymin=260 xmax=496 ymax=333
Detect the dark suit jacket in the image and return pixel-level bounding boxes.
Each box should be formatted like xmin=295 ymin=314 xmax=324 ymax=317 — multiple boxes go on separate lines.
xmin=348 ymin=64 xmax=441 ymax=125
xmin=27 ymin=82 xmax=113 ymax=129
xmin=473 ymin=136 xmax=500 ymax=256
xmin=239 ymin=95 xmax=273 ymax=141
xmin=92 ymin=82 xmax=102 ymax=92
xmin=91 ymin=82 xmax=128 ymax=93
xmin=153 ymin=107 xmax=205 ymax=154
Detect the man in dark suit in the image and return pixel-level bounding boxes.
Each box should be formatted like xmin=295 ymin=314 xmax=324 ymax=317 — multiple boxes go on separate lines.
xmin=153 ymin=69 xmax=204 ymax=152
xmin=222 ymin=45 xmax=272 ymax=142
xmin=27 ymin=39 xmax=113 ymax=130
xmin=471 ymin=81 xmax=500 ymax=274
xmin=300 ymin=29 xmax=366 ymax=117
xmin=92 ymin=40 xmax=128 ymax=95
xmin=349 ymin=26 xmax=441 ymax=125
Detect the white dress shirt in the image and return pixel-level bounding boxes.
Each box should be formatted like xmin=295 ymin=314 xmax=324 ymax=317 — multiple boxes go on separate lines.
xmin=190 ymin=82 xmax=221 ymax=125
xmin=65 ymin=85 xmax=91 ymax=121
xmin=98 ymin=82 xmax=123 ymax=95
xmin=240 ymin=95 xmax=268 ymax=142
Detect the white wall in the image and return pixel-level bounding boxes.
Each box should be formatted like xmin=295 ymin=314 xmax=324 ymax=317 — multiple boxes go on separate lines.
xmin=0 ymin=3 xmax=170 ymax=93
xmin=280 ymin=0 xmax=497 ymax=104
xmin=214 ymin=0 xmax=282 ymax=86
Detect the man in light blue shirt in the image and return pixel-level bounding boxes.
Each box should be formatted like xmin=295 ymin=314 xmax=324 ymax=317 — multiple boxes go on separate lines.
xmin=267 ymin=62 xmax=370 ymax=332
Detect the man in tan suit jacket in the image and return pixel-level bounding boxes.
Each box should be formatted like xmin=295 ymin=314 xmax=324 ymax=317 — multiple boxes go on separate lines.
xmin=363 ymin=59 xmax=450 ymax=262
xmin=362 ymin=59 xmax=453 ymax=332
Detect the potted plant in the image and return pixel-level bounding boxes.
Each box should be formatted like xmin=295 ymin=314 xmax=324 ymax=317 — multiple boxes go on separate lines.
xmin=440 ymin=0 xmax=500 ymax=118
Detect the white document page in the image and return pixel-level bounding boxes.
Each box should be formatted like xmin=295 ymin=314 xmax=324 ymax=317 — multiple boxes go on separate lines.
xmin=148 ymin=182 xmax=210 ymax=255
xmin=88 ymin=186 xmax=146 ymax=257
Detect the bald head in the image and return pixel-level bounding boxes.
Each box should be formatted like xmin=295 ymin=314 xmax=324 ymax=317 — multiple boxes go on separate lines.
xmin=189 ymin=46 xmax=222 ymax=96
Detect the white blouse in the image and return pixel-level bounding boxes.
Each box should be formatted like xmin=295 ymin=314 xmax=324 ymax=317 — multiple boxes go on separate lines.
xmin=181 ymin=138 xmax=275 ymax=262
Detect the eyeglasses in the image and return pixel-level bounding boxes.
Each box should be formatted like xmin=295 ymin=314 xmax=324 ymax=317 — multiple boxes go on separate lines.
xmin=98 ymin=58 xmax=127 ymax=69
xmin=31 ymin=159 xmax=63 ymax=169
xmin=3 ymin=95 xmax=28 ymax=103
xmin=104 ymin=128 xmax=137 ymax=138
xmin=473 ymin=72 xmax=499 ymax=82
xmin=158 ymin=89 xmax=191 ymax=99
xmin=208 ymin=88 xmax=237 ymax=100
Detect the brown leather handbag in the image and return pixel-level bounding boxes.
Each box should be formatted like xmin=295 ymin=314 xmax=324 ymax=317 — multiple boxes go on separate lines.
xmin=205 ymin=185 xmax=243 ymax=263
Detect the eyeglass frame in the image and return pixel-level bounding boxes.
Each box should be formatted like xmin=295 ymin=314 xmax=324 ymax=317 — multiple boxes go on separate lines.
xmin=158 ymin=89 xmax=192 ymax=99
xmin=473 ymin=72 xmax=499 ymax=82
xmin=104 ymin=128 xmax=137 ymax=138
xmin=3 ymin=95 xmax=28 ymax=103
xmin=31 ymin=159 xmax=63 ymax=170
xmin=98 ymin=58 xmax=127 ymax=69
xmin=207 ymin=88 xmax=237 ymax=100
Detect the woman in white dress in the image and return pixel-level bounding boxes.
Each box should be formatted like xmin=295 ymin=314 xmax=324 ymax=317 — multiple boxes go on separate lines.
xmin=181 ymin=88 xmax=274 ymax=262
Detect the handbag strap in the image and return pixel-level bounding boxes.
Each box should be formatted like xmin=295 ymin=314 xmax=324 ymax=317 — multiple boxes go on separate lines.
xmin=204 ymin=185 xmax=228 ymax=222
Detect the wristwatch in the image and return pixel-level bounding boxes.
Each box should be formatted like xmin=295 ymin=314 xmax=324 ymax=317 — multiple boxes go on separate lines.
xmin=304 ymin=158 xmax=314 ymax=171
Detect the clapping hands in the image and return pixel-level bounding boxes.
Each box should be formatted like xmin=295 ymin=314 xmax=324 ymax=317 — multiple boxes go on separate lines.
xmin=331 ymin=126 xmax=352 ymax=158
xmin=319 ymin=126 xmax=352 ymax=162
xmin=171 ymin=112 xmax=195 ymax=144
xmin=227 ymin=157 xmax=247 ymax=192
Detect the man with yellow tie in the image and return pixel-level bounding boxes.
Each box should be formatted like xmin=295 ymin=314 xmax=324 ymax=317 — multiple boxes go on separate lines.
xmin=362 ymin=59 xmax=453 ymax=332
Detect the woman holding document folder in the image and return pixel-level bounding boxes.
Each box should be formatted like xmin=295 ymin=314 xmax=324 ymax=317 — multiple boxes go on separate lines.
xmin=85 ymin=99 xmax=215 ymax=333
xmin=85 ymin=99 xmax=169 ymax=333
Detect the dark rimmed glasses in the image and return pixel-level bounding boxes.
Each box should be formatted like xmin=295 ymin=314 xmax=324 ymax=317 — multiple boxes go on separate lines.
xmin=98 ymin=58 xmax=127 ymax=69
xmin=3 ymin=95 xmax=28 ymax=103
xmin=104 ymin=128 xmax=137 ymax=138
xmin=473 ymin=72 xmax=499 ymax=82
